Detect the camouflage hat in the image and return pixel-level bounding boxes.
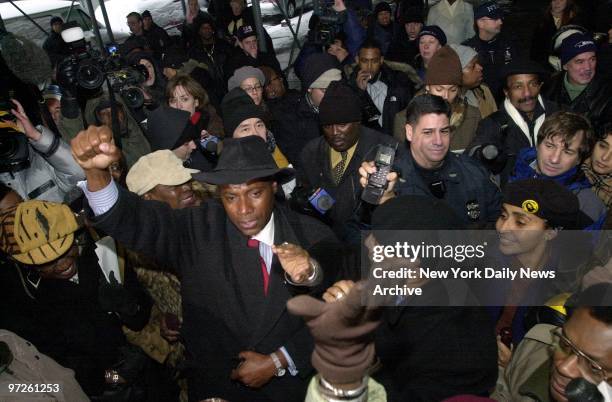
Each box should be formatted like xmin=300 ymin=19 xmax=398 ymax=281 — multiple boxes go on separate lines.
xmin=0 ymin=201 xmax=80 ymax=265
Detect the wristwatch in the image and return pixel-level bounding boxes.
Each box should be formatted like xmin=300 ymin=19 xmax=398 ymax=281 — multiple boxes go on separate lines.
xmin=270 ymin=352 xmax=286 ymax=377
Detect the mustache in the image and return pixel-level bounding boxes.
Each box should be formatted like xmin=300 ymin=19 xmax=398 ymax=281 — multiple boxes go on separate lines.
xmin=518 ymin=96 xmax=537 ymax=104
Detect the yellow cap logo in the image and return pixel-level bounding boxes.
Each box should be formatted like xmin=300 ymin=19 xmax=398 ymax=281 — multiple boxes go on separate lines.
xmin=522 ymin=200 xmax=539 ymax=214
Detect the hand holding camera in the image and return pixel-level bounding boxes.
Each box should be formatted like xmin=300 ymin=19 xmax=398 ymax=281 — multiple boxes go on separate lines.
xmin=9 ymin=99 xmax=40 ymax=141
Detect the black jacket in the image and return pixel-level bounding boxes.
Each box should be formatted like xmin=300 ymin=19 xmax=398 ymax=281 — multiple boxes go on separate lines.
xmin=385 ymin=35 xmax=419 ymax=66
xmin=188 ymin=38 xmax=233 ymax=101
xmin=268 ymin=90 xmax=321 ymax=168
xmin=349 ymin=64 xmax=415 ymax=136
xmin=225 ymin=48 xmax=282 ymax=81
xmin=298 ymin=126 xmax=397 ymax=238
xmin=463 ymin=34 xmax=519 ymax=102
xmin=466 ymin=97 xmax=559 ymax=184
xmin=91 ymin=189 xmax=339 ymax=401
xmin=0 ymin=231 xmax=151 ymax=396
xmin=395 ymin=150 xmax=502 ymax=225
xmin=543 ymin=72 xmax=612 ymax=127
xmin=42 ymin=32 xmax=70 ymax=66
xmin=374 ymin=305 xmax=498 ymax=401
xmin=144 ymin=23 xmax=171 ymax=60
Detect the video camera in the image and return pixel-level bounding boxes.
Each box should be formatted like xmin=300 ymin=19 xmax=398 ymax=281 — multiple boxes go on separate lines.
xmin=310 ymin=0 xmax=346 ymax=46
xmin=57 ymin=23 xmax=148 ymax=109
xmin=0 ymin=99 xmax=30 ymax=173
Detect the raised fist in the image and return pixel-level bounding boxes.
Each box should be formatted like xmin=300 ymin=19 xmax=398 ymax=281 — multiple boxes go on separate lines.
xmin=71 ymin=125 xmax=121 ymax=172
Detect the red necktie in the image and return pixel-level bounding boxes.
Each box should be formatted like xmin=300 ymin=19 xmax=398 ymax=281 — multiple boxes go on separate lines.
xmin=247 ymin=238 xmax=269 ymax=296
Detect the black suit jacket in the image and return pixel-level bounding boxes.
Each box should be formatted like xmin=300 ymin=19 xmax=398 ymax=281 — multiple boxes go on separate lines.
xmin=91 ymin=188 xmax=338 ymax=402
xmin=298 ymin=126 xmax=397 ymax=239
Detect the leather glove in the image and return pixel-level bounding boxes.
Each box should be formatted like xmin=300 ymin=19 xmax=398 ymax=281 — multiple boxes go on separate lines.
xmin=287 ymin=281 xmax=380 ymax=385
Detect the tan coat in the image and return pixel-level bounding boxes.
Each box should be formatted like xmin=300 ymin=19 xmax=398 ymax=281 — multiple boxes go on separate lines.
xmin=491 ymin=323 xmax=557 ymax=402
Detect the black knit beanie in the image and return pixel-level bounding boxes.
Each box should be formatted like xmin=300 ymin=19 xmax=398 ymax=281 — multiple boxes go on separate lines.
xmin=221 ymin=87 xmax=266 ymax=137
xmin=318 ymin=81 xmax=362 ymax=126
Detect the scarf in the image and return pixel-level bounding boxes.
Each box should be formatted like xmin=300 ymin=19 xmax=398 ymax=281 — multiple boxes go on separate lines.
xmin=503 ymin=95 xmax=547 ymax=147
xmin=582 ymin=159 xmax=612 ymax=207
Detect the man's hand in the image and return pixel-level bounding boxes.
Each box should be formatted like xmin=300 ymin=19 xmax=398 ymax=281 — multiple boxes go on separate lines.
xmin=332 ymin=0 xmax=346 ymax=12
xmin=356 ymin=69 xmax=371 ymax=91
xmin=272 ymin=243 xmax=313 ymax=284
xmin=358 ymin=161 xmax=398 ymax=204
xmin=71 ymin=125 xmax=121 ymax=190
xmin=230 ymin=351 xmax=276 ymax=388
xmin=10 ymin=99 xmax=41 ymax=141
xmin=323 ymin=280 xmax=356 ymax=303
xmin=496 ymin=335 xmax=513 ymax=368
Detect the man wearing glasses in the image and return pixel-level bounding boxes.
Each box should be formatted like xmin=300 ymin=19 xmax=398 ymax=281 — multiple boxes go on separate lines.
xmin=492 ymin=282 xmax=612 ymax=402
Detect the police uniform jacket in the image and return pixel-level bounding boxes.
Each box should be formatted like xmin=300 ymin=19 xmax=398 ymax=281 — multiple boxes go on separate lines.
xmin=394 ymin=149 xmax=502 ymax=225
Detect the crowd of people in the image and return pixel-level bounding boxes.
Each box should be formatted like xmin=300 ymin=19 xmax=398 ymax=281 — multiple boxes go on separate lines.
xmin=0 ymin=0 xmax=611 ymax=400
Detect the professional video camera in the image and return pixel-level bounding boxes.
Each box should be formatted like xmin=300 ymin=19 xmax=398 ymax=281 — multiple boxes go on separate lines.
xmin=468 ymin=143 xmax=508 ymax=175
xmin=309 ymin=0 xmax=347 ymax=46
xmin=57 ymin=23 xmax=148 ymax=109
xmin=0 ymin=99 xmax=30 ymax=173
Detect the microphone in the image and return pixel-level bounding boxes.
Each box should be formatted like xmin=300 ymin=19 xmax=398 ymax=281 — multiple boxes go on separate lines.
xmin=566 ymin=378 xmax=604 ymax=402
xmin=0 ymin=32 xmax=52 ymax=88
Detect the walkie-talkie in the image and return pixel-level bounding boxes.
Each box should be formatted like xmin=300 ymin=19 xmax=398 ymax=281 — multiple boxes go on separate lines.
xmin=361 ymin=144 xmax=397 ymax=204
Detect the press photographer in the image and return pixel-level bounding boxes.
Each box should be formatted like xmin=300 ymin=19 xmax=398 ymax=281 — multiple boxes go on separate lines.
xmin=293 ymin=0 xmax=366 ymax=79
xmin=56 ymin=23 xmax=152 ymax=168
xmin=0 ymin=98 xmax=84 ymax=203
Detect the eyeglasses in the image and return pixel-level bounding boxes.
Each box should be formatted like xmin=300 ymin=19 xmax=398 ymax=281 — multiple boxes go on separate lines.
xmin=241 ymin=84 xmax=263 ymax=93
xmin=550 ymin=327 xmax=610 ymax=383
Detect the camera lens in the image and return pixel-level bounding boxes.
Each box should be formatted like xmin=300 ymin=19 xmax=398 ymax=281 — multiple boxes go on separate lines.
xmin=121 ymin=88 xmax=144 ymax=109
xmin=0 ymin=135 xmax=18 ymax=158
xmin=77 ymin=60 xmax=105 ymax=90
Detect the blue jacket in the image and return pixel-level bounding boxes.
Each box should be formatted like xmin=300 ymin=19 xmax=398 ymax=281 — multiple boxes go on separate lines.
xmin=395 ymin=150 xmax=502 ymax=225
xmin=510 ymin=147 xmax=607 ymax=230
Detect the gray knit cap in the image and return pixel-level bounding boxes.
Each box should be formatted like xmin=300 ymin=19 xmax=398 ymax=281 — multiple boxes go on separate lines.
xmin=449 ymin=44 xmax=478 ymax=69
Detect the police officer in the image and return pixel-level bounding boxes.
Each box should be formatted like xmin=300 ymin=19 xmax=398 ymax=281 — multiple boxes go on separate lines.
xmin=462 ymin=1 xmax=517 ymax=102
xmin=358 ymin=94 xmax=502 ymax=226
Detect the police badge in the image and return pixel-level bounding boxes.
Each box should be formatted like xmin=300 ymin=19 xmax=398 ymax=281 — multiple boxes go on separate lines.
xmin=466 ymin=200 xmax=481 ymax=220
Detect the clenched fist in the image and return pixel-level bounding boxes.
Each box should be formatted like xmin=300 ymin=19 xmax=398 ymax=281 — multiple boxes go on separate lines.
xmin=71 ymin=125 xmax=121 ymax=191
xmin=71 ymin=125 xmax=121 ymax=171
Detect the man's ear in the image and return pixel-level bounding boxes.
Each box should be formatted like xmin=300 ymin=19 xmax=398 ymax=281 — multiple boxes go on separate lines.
xmin=544 ymin=228 xmax=559 ymax=241
xmin=380 ymin=56 xmax=385 ymax=64
xmin=405 ymin=123 xmax=414 ymax=142
xmin=355 ymin=54 xmax=359 ymax=65
xmin=503 ymin=87 xmax=509 ymax=99
xmin=272 ymin=181 xmax=278 ymax=194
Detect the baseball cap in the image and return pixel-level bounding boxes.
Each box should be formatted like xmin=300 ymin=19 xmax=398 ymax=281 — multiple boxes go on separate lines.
xmin=237 ymin=25 xmax=256 ymax=41
xmin=474 ymin=1 xmax=504 ymax=20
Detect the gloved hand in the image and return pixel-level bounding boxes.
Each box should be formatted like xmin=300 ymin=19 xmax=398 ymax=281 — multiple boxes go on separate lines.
xmin=98 ymin=271 xmax=139 ymax=316
xmin=286 ymin=281 xmax=380 ymax=385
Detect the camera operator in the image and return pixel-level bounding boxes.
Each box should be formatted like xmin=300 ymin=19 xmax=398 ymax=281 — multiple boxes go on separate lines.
xmin=294 ymin=0 xmax=366 ymax=79
xmin=0 ymin=99 xmax=84 ymax=203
